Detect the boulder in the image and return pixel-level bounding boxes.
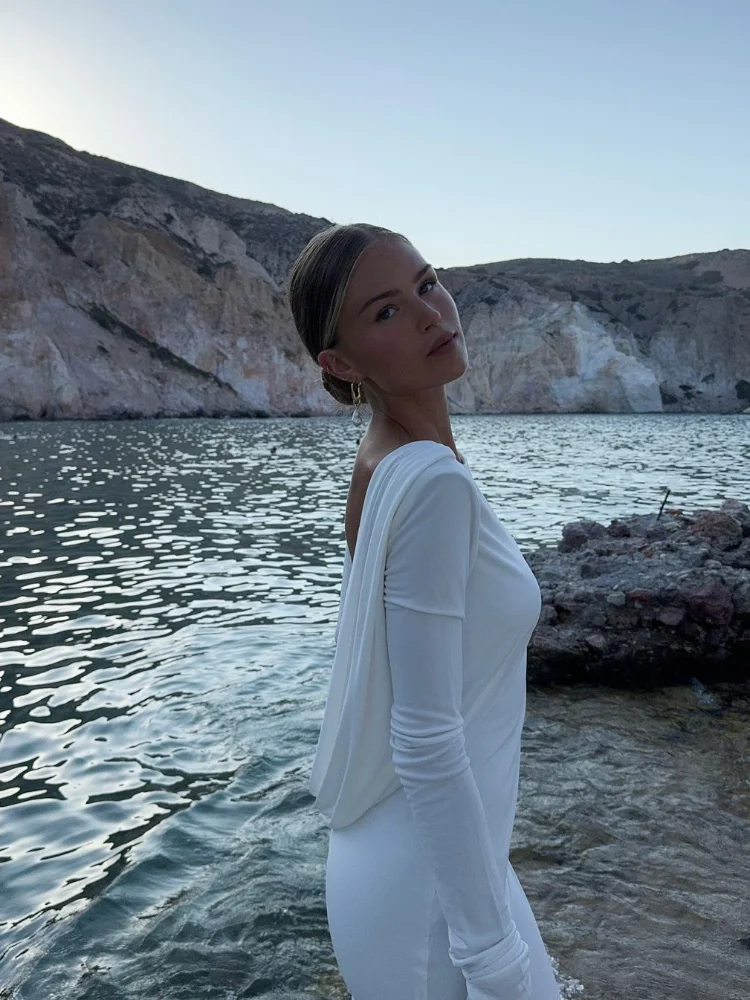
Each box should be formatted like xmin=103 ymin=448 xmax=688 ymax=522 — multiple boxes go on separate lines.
xmin=525 ymin=498 xmax=750 ymax=687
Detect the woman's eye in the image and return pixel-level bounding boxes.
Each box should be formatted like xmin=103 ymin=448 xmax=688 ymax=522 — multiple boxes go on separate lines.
xmin=375 ymin=279 xmax=437 ymax=322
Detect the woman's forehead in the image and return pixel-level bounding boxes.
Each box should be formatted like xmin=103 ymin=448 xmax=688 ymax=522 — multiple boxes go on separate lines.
xmin=345 ymin=241 xmax=427 ymax=307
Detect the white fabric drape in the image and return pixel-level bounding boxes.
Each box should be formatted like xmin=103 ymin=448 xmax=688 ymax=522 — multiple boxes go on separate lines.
xmin=307 ymin=440 xmax=479 ymax=830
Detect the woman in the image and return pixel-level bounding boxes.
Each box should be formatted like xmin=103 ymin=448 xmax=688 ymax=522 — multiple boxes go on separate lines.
xmin=287 ymin=224 xmax=560 ymax=999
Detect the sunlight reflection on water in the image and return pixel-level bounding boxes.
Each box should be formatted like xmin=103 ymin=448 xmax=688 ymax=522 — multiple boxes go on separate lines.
xmin=0 ymin=413 xmax=747 ymax=999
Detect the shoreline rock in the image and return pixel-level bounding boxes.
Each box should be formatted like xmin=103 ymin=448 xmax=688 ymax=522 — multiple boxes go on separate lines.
xmin=524 ymin=499 xmax=750 ymax=688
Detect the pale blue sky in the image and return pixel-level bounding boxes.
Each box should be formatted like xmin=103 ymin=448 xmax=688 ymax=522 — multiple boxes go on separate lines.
xmin=1 ymin=0 xmax=748 ymax=267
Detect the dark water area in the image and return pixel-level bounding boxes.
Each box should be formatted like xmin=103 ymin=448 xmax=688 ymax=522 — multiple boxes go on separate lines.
xmin=0 ymin=413 xmax=748 ymax=999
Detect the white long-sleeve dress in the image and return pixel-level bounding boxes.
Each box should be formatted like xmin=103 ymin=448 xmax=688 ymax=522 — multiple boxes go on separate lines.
xmin=316 ymin=441 xmax=560 ymax=999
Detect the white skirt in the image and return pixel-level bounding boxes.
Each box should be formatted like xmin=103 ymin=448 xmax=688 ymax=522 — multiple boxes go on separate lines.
xmin=325 ymin=777 xmax=561 ymax=999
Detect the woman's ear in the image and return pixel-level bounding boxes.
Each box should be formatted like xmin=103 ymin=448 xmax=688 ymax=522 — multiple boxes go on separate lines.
xmin=319 ymin=348 xmax=360 ymax=382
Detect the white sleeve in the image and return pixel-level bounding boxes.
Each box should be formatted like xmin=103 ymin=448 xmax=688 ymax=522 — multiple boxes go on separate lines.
xmin=384 ymin=466 xmax=533 ymax=1000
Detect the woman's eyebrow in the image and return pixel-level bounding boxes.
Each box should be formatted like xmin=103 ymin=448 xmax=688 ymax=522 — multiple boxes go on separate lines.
xmin=357 ymin=263 xmax=433 ymax=315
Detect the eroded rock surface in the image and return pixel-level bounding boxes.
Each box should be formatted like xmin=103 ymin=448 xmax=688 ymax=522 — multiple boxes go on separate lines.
xmin=2 ymin=116 xmax=750 ymax=420
xmin=524 ymin=498 xmax=750 ymax=687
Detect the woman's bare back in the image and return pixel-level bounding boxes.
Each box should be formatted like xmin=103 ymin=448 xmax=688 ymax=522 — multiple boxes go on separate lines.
xmin=344 ymin=440 xmax=388 ymax=563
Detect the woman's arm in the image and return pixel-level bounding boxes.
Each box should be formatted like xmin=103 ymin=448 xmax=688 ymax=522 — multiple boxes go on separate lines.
xmin=384 ymin=466 xmax=532 ymax=1000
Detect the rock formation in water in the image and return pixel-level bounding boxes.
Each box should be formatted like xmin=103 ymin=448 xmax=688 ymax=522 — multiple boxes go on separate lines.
xmin=524 ymin=498 xmax=750 ymax=686
xmin=1 ymin=116 xmax=749 ymax=420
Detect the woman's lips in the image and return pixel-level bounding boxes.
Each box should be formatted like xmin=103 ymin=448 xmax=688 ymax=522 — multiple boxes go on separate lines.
xmin=427 ymin=332 xmax=459 ymax=356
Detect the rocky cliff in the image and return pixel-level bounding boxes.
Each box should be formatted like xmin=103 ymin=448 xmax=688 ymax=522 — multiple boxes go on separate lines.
xmin=1 ymin=116 xmax=749 ymax=419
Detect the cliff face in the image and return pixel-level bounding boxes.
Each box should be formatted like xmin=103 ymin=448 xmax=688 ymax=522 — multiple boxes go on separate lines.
xmin=0 ymin=118 xmax=329 ymax=420
xmin=441 ymin=253 xmax=750 ymax=414
xmin=1 ymin=116 xmax=749 ymax=419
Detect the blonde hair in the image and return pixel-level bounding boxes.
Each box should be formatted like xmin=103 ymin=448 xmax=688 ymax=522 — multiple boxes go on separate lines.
xmin=286 ymin=222 xmax=411 ymax=406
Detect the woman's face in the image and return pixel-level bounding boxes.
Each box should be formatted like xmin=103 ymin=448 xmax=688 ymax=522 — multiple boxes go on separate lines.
xmin=323 ymin=238 xmax=468 ymax=394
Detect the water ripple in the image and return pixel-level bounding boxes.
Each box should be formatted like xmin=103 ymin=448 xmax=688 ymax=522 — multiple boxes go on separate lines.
xmin=0 ymin=414 xmax=747 ymax=998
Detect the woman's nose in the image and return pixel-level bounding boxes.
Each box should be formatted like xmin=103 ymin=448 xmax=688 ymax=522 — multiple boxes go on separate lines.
xmin=418 ymin=298 xmax=442 ymax=325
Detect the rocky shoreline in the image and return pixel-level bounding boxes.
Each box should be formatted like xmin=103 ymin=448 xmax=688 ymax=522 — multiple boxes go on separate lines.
xmin=525 ymin=498 xmax=750 ymax=687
